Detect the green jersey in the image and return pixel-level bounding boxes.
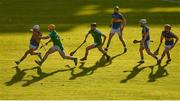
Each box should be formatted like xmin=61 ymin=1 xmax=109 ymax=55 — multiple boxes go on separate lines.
xmin=49 ymin=30 xmax=64 ymax=50
xmin=88 ymin=29 xmax=103 ymax=44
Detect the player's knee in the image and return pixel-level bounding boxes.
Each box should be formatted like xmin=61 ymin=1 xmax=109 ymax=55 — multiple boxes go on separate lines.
xmin=147 ymin=51 xmax=152 ymax=55
xmin=45 ymin=51 xmax=50 ymax=56
xmin=164 ymin=48 xmax=169 ymax=53
xmin=119 ymin=36 xmax=123 ymax=40
xmin=60 ymin=53 xmax=66 ymax=59
xmin=25 ymin=50 xmax=30 ymax=55
xmin=147 ymin=52 xmax=151 ymax=55
xmin=109 ymin=36 xmax=113 ymax=40
xmin=29 ymin=52 xmax=33 ymax=55
xmin=139 ymin=48 xmax=142 ymax=52
xmin=98 ymin=48 xmax=102 ymax=51
xmin=164 ymin=50 xmax=168 ymax=53
xmin=162 ymin=52 xmax=166 ymax=57
xmin=109 ymin=34 xmax=113 ymax=39
xmin=62 ymin=56 xmax=66 ymax=59
xmin=29 ymin=51 xmax=34 ymax=55
xmin=86 ymin=47 xmax=90 ymax=51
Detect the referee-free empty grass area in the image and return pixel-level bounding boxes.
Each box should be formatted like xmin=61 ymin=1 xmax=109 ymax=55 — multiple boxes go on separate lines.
xmin=0 ymin=0 xmax=180 ymax=100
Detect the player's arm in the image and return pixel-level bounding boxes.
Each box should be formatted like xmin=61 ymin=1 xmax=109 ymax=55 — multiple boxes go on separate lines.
xmin=110 ymin=14 xmax=115 ymax=27
xmin=158 ymin=34 xmax=164 ymax=48
xmin=45 ymin=39 xmax=52 ymax=45
xmin=102 ymin=34 xmax=107 ymax=45
xmin=121 ymin=14 xmax=126 ymax=31
xmin=170 ymin=34 xmax=179 ymax=49
xmin=174 ymin=34 xmax=179 ymax=45
xmin=38 ymin=33 xmax=50 ymax=39
xmin=154 ymin=33 xmax=163 ymax=55
xmin=110 ymin=19 xmax=113 ymax=27
xmin=111 ymin=15 xmax=124 ymax=23
xmin=110 ymin=18 xmax=123 ymax=27
xmin=39 ymin=35 xmax=50 ymax=39
xmin=83 ymin=32 xmax=90 ymax=43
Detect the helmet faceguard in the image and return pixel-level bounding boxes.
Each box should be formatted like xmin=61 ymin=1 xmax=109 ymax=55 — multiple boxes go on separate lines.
xmin=139 ymin=19 xmax=147 ymax=26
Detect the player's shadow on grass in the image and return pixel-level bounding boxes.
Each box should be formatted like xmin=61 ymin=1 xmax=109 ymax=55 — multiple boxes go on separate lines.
xmin=5 ymin=66 xmax=37 ymax=86
xmin=69 ymin=55 xmax=108 ymax=80
xmin=22 ymin=66 xmax=71 ymax=87
xmin=120 ymin=63 xmax=157 ymax=83
xmin=121 ymin=63 xmax=169 ymax=83
xmin=148 ymin=63 xmax=169 ymax=82
xmin=69 ymin=53 xmax=125 ymax=80
xmin=109 ymin=52 xmax=125 ymax=64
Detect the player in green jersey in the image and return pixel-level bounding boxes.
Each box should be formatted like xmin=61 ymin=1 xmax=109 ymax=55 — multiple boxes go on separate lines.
xmin=35 ymin=24 xmax=78 ymax=66
xmin=80 ymin=23 xmax=110 ymax=61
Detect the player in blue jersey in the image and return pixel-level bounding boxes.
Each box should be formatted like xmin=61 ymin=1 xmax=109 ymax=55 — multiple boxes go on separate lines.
xmin=138 ymin=19 xmax=158 ymax=63
xmin=157 ymin=24 xmax=178 ymax=64
xmin=15 ymin=25 xmax=42 ymax=65
xmin=105 ymin=6 xmax=127 ymax=53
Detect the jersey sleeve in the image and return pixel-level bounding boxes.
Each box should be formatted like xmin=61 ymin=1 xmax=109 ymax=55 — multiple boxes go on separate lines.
xmin=48 ymin=33 xmax=51 ymax=37
xmin=143 ymin=27 xmax=149 ymax=33
xmin=172 ymin=33 xmax=177 ymax=38
xmin=101 ymin=32 xmax=104 ymax=35
xmin=99 ymin=30 xmax=104 ymax=35
xmin=145 ymin=27 xmax=149 ymax=33
xmin=160 ymin=31 xmax=164 ymax=42
xmin=161 ymin=31 xmax=165 ymax=37
xmin=119 ymin=13 xmax=123 ymax=19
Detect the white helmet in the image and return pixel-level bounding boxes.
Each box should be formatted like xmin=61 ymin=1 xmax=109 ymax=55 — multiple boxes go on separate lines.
xmin=139 ymin=19 xmax=147 ymax=25
xmin=32 ymin=25 xmax=40 ymax=30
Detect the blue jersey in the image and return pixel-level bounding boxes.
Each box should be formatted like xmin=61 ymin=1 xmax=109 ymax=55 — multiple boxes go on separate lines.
xmin=162 ymin=31 xmax=175 ymax=45
xmin=112 ymin=13 xmax=123 ymax=29
xmin=142 ymin=26 xmax=150 ymax=42
xmin=30 ymin=31 xmax=42 ymax=46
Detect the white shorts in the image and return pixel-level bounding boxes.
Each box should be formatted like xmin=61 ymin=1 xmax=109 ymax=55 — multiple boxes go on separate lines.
xmin=94 ymin=42 xmax=98 ymax=46
xmin=110 ymin=28 xmax=122 ymax=35
xmin=165 ymin=45 xmax=173 ymax=49
xmin=29 ymin=44 xmax=38 ymax=49
xmin=52 ymin=45 xmax=63 ymax=52
xmin=93 ymin=42 xmax=101 ymax=47
xmin=142 ymin=41 xmax=150 ymax=49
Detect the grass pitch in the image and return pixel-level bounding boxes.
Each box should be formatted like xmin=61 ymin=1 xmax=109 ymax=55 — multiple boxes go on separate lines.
xmin=0 ymin=0 xmax=180 ymax=100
